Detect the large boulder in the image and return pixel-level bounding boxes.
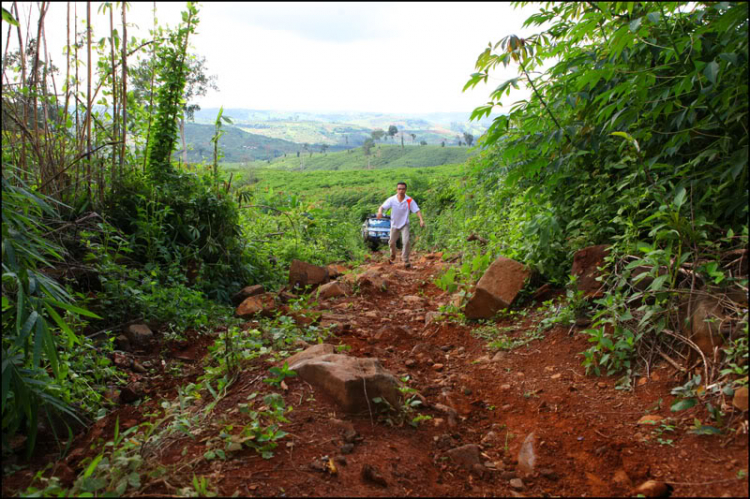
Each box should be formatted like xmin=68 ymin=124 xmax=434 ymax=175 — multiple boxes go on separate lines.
xmin=288 ymin=353 xmax=401 ymax=413
xmin=289 ymin=260 xmax=329 ymax=289
xmin=283 ymin=343 xmax=335 ymax=366
xmin=235 ymin=293 xmax=278 ymax=319
xmin=231 ymin=284 xmax=265 ymax=306
xmin=124 ymin=324 xmax=153 ymax=346
xmin=571 ymin=245 xmax=610 ymax=297
xmin=464 ymin=256 xmax=530 ymax=319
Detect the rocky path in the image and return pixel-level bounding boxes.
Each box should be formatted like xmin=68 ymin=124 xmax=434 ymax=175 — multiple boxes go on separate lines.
xmin=3 ymin=252 xmax=748 ymax=497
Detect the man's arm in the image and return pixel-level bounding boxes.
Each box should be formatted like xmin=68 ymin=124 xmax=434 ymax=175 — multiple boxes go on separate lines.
xmin=377 ymin=199 xmax=389 ymax=219
xmin=417 ymin=210 xmax=425 ymax=228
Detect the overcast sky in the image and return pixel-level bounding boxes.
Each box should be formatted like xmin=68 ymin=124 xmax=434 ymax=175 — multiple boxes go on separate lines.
xmin=3 ymin=2 xmax=541 ymax=115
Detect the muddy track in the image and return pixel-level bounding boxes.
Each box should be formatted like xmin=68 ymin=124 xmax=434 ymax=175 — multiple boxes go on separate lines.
xmin=3 ymin=252 xmax=748 ymax=497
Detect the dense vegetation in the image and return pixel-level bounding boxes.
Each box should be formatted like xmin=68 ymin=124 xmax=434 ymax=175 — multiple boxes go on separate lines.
xmin=0 ymin=1 xmax=747 ymax=494
xmin=424 ymin=2 xmax=748 ymax=388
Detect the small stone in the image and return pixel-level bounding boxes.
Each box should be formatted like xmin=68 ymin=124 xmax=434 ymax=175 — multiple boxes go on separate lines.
xmin=500 ymin=384 xmax=512 ymax=391
xmin=632 ymin=480 xmax=673 ymax=497
xmin=517 ymin=433 xmax=536 ymax=474
xmin=637 ymin=377 xmax=648 ymax=386
xmin=502 ymin=404 xmax=512 ymax=412
xmin=551 ymin=373 xmax=562 ymax=380
xmin=597 ymin=381 xmax=607 ymax=388
xmin=433 ymin=418 xmax=445 ymax=428
xmin=334 ymin=455 xmax=348 ymax=466
xmin=119 ymin=382 xmax=144 ymax=403
xmin=539 ymin=468 xmax=558 ymax=481
xmin=491 ymin=351 xmax=506 ymax=362
xmin=509 ymin=478 xmax=525 ymax=490
xmin=405 ymin=359 xmax=416 ymax=367
xmin=361 ymin=464 xmax=388 ymax=487
xmin=343 ymin=429 xmax=359 ymax=443
xmin=341 ymin=443 xmax=355 ymax=455
xmin=544 ymin=366 xmax=555 ymax=372
xmin=516 ymin=372 xmax=525 ymax=378
xmin=433 ymin=363 xmax=444 ymax=371
xmin=481 ymin=431 xmax=498 ymax=446
xmin=440 ymin=345 xmax=451 ymax=352
xmin=446 ymin=444 xmax=483 ymax=471
xmin=501 ymin=471 xmax=518 ymax=480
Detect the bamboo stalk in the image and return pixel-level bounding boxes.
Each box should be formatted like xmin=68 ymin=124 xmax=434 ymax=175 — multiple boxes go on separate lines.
xmin=73 ymin=1 xmax=80 ymax=201
xmin=86 ymin=0 xmax=92 ymax=199
xmin=12 ymin=2 xmax=28 ymax=179
xmin=120 ymin=1 xmax=127 ymax=176
xmin=109 ymin=3 xmax=118 ymax=184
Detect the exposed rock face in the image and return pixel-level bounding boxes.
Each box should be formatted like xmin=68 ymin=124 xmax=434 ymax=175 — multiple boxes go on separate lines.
xmin=124 ymin=324 xmax=153 ymax=346
xmin=464 ymin=256 xmax=530 ymax=319
xmin=235 ymin=293 xmax=277 ymax=319
xmin=231 ymin=284 xmax=265 ymax=306
xmin=571 ymin=244 xmax=610 ymax=297
xmin=287 ymin=351 xmax=401 ymax=413
xmin=317 ymin=281 xmax=348 ymax=300
xmin=289 ymin=260 xmax=329 ymax=289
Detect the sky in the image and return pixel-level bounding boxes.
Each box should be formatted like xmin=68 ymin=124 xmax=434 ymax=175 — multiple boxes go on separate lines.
xmin=3 ymin=2 xmax=541 ymax=115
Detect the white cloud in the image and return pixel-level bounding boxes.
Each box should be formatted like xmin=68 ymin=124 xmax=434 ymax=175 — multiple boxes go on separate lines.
xmin=2 ymin=1 xmax=542 ymax=115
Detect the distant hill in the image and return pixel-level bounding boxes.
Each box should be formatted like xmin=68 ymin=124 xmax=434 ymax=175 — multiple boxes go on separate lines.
xmin=241 ymin=143 xmax=476 ymax=171
xmin=190 ymin=108 xmax=493 ymax=148
xmin=181 ymin=122 xmax=349 ymax=163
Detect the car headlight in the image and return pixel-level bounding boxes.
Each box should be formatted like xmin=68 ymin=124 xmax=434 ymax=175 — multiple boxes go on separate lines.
xmin=369 ymin=231 xmax=378 ymax=236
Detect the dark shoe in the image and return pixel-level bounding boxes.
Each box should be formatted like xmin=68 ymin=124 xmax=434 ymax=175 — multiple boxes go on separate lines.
xmin=404 ymin=262 xmax=411 ymax=269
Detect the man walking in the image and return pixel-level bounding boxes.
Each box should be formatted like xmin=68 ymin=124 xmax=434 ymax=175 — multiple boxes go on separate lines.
xmin=377 ymin=181 xmax=425 ymax=268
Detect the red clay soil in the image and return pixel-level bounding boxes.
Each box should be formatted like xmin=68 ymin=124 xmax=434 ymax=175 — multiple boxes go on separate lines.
xmin=3 ymin=252 xmax=748 ymax=497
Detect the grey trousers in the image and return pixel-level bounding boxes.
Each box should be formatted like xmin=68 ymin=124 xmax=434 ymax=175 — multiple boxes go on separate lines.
xmin=389 ymin=224 xmax=411 ymax=263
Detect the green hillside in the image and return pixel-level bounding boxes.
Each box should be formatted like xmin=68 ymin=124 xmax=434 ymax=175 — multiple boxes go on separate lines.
xmin=230 ymin=163 xmax=464 ymax=222
xmin=181 ymin=122 xmax=305 ymax=163
xmin=238 ymin=121 xmax=372 ymax=146
xmin=239 ymin=144 xmax=474 ymax=171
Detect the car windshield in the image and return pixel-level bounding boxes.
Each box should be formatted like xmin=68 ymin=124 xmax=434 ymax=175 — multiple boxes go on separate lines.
xmin=367 ymin=218 xmax=390 ymax=228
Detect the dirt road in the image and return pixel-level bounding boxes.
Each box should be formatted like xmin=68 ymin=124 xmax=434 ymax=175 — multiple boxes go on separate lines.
xmin=4 ymin=252 xmax=748 ymax=497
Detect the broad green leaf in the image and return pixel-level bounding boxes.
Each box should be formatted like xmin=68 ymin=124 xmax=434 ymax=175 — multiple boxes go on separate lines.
xmin=671 ymin=398 xmax=697 ymax=412
xmin=703 ymin=60 xmax=719 ymax=84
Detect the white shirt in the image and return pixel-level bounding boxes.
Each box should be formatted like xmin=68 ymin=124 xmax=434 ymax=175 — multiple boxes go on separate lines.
xmin=381 ymin=195 xmax=420 ymax=229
